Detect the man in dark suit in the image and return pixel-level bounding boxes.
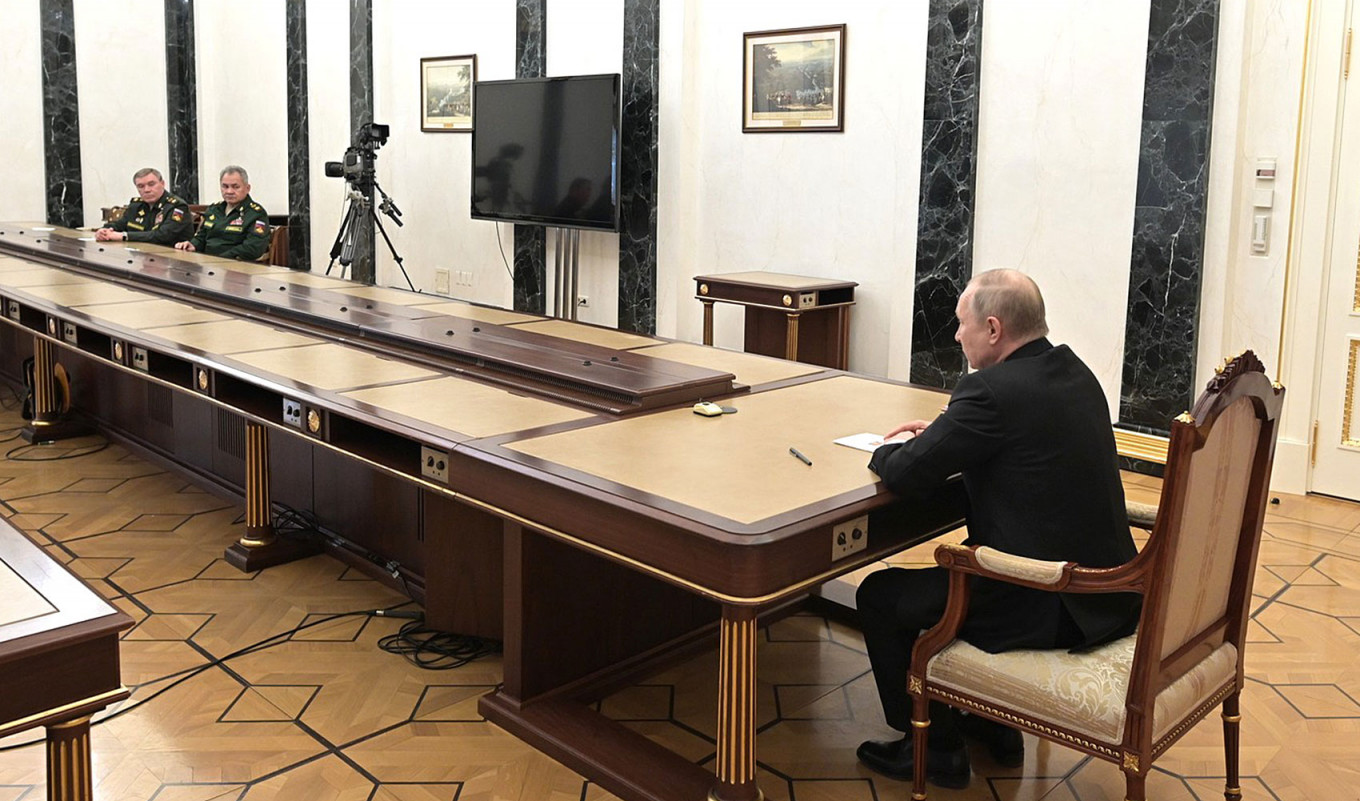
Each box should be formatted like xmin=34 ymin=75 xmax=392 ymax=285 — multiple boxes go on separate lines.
xmin=856 ymin=269 xmax=1140 ymax=788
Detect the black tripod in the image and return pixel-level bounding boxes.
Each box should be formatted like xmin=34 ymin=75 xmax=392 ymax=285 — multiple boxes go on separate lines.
xmin=325 ymin=179 xmax=413 ymax=291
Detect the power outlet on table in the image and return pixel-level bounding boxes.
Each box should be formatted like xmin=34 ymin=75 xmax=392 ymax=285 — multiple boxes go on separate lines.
xmin=420 ymin=445 xmax=449 ymax=483
xmin=831 ymin=515 xmax=868 ymax=561
xmin=282 ymin=398 xmax=303 ymax=428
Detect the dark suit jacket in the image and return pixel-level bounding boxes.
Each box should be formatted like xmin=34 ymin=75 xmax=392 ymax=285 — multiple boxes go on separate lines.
xmin=869 ymin=338 xmax=1140 ymax=650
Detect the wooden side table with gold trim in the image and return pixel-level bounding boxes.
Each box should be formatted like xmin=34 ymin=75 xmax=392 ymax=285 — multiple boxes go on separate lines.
xmin=0 ymin=521 xmax=133 ymax=801
xmin=695 ymin=271 xmax=857 ymax=370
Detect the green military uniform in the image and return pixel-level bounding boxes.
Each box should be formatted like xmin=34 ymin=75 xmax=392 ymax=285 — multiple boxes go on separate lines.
xmin=111 ymin=191 xmax=193 ymax=245
xmin=189 ymin=196 xmax=271 ymax=261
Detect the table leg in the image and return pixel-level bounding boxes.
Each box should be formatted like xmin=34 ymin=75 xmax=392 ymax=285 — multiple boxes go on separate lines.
xmin=783 ymin=313 xmax=801 ymax=363
xmin=702 ymin=301 xmax=715 ymax=346
xmin=45 ymin=715 xmax=92 ymax=801
xmin=224 ymin=421 xmax=317 ymax=571
xmin=710 ymin=605 xmax=763 ymax=801
xmin=21 ymin=337 xmax=87 ymax=443
xmin=838 ymin=307 xmax=851 ymax=370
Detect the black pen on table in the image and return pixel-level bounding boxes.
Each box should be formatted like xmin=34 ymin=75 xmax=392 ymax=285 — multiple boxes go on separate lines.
xmin=789 ymin=446 xmax=812 ymax=466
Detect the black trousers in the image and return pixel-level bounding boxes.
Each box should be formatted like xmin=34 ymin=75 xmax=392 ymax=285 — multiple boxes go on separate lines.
xmin=856 ymin=566 xmax=1082 ymax=743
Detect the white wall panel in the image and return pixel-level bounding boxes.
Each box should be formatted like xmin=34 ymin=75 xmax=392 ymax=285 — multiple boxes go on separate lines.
xmin=0 ymin=1 xmax=47 ymax=222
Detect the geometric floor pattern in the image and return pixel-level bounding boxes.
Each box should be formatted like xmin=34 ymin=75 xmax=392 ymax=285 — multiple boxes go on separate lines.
xmin=2 ymin=399 xmax=1358 ymax=800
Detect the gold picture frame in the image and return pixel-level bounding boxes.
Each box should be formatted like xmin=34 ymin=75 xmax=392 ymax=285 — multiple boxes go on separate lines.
xmin=421 ymin=54 xmax=477 ymax=133
xmin=743 ymin=24 xmax=846 ymax=133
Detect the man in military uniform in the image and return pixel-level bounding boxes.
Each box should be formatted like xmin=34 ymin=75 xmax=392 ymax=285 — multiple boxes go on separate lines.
xmin=95 ymin=168 xmax=193 ymax=245
xmin=175 ymin=165 xmax=271 ymax=261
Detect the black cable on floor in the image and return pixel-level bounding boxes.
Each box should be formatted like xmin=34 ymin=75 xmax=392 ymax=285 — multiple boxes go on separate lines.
xmin=377 ymin=618 xmax=501 ymax=670
xmin=6 ymin=437 xmax=109 ymax=461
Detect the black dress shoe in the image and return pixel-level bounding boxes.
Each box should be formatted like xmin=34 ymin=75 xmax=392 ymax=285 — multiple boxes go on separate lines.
xmin=956 ymin=713 xmax=1025 ymax=767
xmin=856 ymin=736 xmax=971 ymax=788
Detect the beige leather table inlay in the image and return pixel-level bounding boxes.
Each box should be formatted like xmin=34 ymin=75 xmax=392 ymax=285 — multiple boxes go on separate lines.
xmin=344 ymin=376 xmax=596 ymax=438
xmin=0 ymin=267 xmax=94 ymax=286
xmin=227 ymin=342 xmax=440 ymax=391
xmin=411 ymin=300 xmax=542 ymax=325
xmin=633 ymin=342 xmax=823 ymax=387
xmin=18 ymin=281 xmax=153 ymax=306
xmin=506 ymin=375 xmax=944 ymax=524
xmin=81 ymin=299 xmax=230 ymax=329
xmin=325 ymin=284 xmax=436 ymax=306
xmin=0 ymin=559 xmax=57 ymax=626
xmin=701 ymin=271 xmax=842 ymax=291
xmin=272 ymin=272 xmax=358 ymax=290
xmin=149 ymin=319 xmax=322 ymax=354
xmin=511 ymin=318 xmax=659 ymax=350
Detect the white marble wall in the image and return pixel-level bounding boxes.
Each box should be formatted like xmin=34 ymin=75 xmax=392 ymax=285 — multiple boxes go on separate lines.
xmin=545 ymin=0 xmax=624 ymax=326
xmin=305 ymin=0 xmax=351 ymax=275
xmin=195 ymin=0 xmax=288 ymax=211
xmin=0 ymin=1 xmax=47 ymax=222
xmin=73 ymin=0 xmax=170 ymax=223
xmin=370 ymin=0 xmax=517 ymax=301
xmin=657 ymin=1 xmax=929 ymax=379
xmin=973 ymin=0 xmax=1150 ymax=416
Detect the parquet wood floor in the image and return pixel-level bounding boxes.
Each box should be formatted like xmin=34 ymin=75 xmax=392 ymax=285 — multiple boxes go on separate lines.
xmin=1 ymin=401 xmax=1357 ymax=801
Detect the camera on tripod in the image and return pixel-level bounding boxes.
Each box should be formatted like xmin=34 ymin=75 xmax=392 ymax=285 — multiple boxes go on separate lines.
xmin=324 ymin=122 xmax=390 ymax=192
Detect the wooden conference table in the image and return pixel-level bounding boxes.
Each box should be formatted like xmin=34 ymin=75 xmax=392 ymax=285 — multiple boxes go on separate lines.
xmin=0 ymin=223 xmax=965 ymax=801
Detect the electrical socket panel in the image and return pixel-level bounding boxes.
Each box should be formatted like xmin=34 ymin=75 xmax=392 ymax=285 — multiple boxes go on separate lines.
xmin=420 ymin=445 xmax=449 ymax=483
xmin=831 ymin=515 xmax=868 ymax=560
xmin=130 ymin=346 xmax=149 ymax=372
xmin=282 ymin=398 xmax=303 ymax=428
xmin=434 ymin=269 xmax=451 ymax=295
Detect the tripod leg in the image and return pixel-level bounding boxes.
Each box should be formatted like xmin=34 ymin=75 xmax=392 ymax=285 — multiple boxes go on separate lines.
xmin=326 ymin=198 xmax=357 ymax=276
xmin=371 ymin=210 xmax=414 ymax=291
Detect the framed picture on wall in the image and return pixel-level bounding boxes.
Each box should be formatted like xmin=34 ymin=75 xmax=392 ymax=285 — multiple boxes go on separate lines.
xmin=421 ymin=54 xmax=477 ymax=132
xmin=743 ymin=24 xmax=846 ymax=133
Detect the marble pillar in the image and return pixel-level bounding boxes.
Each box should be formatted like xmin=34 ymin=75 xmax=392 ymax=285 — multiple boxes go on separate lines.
xmin=1119 ymin=0 xmax=1220 ymax=432
xmin=513 ymin=0 xmax=547 ymax=314
xmin=164 ymin=0 xmax=198 ymax=203
xmin=287 ymin=0 xmax=311 ymax=270
xmin=350 ymin=0 xmax=375 ymax=283
xmin=41 ymin=0 xmax=83 ymax=228
xmin=617 ymin=0 xmax=660 ymax=335
xmin=910 ymin=0 xmax=984 ymax=388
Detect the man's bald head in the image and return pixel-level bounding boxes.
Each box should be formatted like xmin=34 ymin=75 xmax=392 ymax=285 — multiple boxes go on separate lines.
xmin=954 ymin=269 xmax=1049 ymax=369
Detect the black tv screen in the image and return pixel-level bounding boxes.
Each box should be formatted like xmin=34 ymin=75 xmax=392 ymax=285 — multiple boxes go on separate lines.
xmin=471 ymin=74 xmax=621 ymax=232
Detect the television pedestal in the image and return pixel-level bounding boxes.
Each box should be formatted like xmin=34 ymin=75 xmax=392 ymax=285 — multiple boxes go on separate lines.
xmin=552 ymin=227 xmax=581 ymax=320
xmin=695 ymin=272 xmax=857 ymax=370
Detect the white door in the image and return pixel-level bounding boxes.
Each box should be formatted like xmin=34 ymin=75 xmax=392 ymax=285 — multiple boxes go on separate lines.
xmin=1312 ymin=12 xmax=1360 ymax=502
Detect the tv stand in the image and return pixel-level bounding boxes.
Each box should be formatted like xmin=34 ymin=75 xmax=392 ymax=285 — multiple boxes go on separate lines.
xmin=551 ymin=227 xmax=581 ymax=320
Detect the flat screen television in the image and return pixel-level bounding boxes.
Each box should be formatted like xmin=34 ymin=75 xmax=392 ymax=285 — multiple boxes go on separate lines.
xmin=470 ymin=74 xmax=621 ymax=232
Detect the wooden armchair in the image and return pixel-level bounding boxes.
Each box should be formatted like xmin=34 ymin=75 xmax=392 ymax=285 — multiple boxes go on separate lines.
xmin=907 ymin=351 xmax=1284 ymax=801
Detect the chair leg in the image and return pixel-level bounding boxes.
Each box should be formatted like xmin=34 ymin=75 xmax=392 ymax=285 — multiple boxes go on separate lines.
xmin=1123 ymin=768 xmax=1146 ymax=801
xmin=1223 ymin=692 xmax=1242 ymax=800
xmin=911 ymin=692 xmax=930 ymax=800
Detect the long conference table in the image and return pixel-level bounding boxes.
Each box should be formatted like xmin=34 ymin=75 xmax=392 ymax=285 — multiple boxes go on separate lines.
xmin=0 ymin=222 xmax=965 ymax=801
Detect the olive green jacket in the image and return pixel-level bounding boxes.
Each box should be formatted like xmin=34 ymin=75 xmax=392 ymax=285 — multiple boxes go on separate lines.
xmin=189 ymin=196 xmax=271 ymax=261
xmin=111 ymin=192 xmax=193 ymax=245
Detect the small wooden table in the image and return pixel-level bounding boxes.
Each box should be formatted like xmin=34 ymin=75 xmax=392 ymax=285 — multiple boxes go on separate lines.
xmin=0 ymin=522 xmax=133 ymax=801
xmin=695 ymin=271 xmax=857 ymax=370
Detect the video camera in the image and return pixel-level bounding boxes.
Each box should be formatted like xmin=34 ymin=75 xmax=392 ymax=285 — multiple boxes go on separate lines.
xmin=324 ymin=122 xmax=390 ymax=192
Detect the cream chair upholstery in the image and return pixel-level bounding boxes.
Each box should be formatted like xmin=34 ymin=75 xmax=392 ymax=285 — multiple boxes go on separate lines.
xmin=907 ymin=351 xmax=1284 ymax=801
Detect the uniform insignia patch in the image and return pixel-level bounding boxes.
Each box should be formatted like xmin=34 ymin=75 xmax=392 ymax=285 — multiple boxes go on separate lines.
xmin=230 ymin=218 xmax=244 ymax=226
xmin=155 ymin=211 xmax=165 ymax=225
xmin=171 ymin=209 xmax=184 ymax=222
xmin=253 ymin=220 xmax=268 ymax=235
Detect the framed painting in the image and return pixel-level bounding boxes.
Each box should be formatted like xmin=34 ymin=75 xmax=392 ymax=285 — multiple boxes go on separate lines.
xmin=421 ymin=54 xmax=477 ymax=132
xmin=743 ymin=24 xmax=846 ymax=132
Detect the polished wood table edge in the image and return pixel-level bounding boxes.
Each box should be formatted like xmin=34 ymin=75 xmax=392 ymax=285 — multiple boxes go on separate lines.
xmin=0 ymin=686 xmax=130 ymax=740
xmin=693 ymin=273 xmax=859 ymax=290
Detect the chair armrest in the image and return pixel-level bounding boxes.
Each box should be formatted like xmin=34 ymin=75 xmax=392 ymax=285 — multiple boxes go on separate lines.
xmin=1126 ymin=500 xmax=1158 ymax=530
xmin=933 ymin=542 xmax=1149 ymax=595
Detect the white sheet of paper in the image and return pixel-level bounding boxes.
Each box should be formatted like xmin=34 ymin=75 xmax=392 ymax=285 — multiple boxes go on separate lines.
xmin=834 ymin=432 xmax=887 ymax=453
